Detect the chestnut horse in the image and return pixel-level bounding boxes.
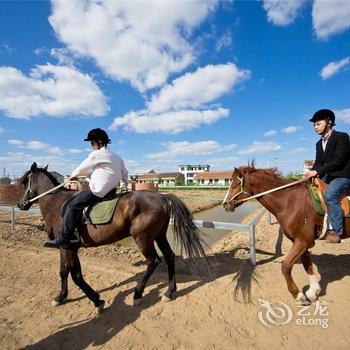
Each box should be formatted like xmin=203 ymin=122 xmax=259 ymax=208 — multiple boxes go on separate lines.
xmin=222 ymin=165 xmax=349 ymax=305
xmin=18 ymin=163 xmax=210 ymax=312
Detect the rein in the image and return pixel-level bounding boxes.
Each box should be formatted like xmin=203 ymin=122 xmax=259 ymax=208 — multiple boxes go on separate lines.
xmin=234 ymin=177 xmax=308 ymax=204
xmin=27 ymin=179 xmax=71 ymax=203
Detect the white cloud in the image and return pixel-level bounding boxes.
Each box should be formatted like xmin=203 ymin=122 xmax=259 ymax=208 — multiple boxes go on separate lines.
xmin=26 ymin=140 xmax=48 ymax=150
xmin=109 ymin=108 xmax=229 ymax=134
xmin=320 ymin=57 xmax=350 ymax=79
xmin=205 ymin=156 xmax=240 ymax=170
xmin=0 ymin=126 xmax=5 ymax=133
xmin=262 ymin=0 xmax=305 ymax=26
xmin=335 ymin=108 xmax=350 ymax=124
xmin=109 ymin=62 xmax=250 ymax=134
xmin=50 ymin=47 xmax=75 ymax=67
xmin=0 ymin=64 xmax=108 ymax=119
xmin=238 ymin=141 xmax=282 ymax=154
xmin=288 ymin=147 xmax=308 ymax=154
xmin=0 ymin=152 xmax=76 ymax=177
xmin=263 ymin=129 xmax=277 ymax=137
xmin=281 ymin=126 xmax=302 ymax=134
xmin=7 ymin=139 xmax=62 ymax=155
xmin=7 ymin=139 xmax=24 ymax=146
xmin=312 ymin=0 xmax=350 ymax=39
xmin=147 ymin=140 xmax=236 ymax=159
xmin=148 ymin=63 xmax=250 ymax=114
xmin=215 ymin=31 xmax=233 ymax=51
xmin=69 ymin=148 xmax=85 ymax=154
xmin=49 ymin=0 xmax=217 ymax=92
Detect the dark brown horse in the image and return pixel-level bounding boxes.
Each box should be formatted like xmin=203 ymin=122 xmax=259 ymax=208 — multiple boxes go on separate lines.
xmin=222 ymin=164 xmax=350 ymax=305
xmin=18 ymin=162 xmax=210 ymax=312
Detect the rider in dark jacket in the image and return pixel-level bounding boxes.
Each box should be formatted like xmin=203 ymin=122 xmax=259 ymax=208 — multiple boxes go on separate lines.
xmin=305 ymin=109 xmax=350 ymax=243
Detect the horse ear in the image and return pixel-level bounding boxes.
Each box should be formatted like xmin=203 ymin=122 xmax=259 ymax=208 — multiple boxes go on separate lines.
xmin=31 ymin=162 xmax=37 ymax=172
xmin=234 ymin=167 xmax=241 ymax=176
xmin=44 ymin=164 xmax=49 ymax=171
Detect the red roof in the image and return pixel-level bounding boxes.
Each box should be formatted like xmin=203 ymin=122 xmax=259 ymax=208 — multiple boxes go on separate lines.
xmin=194 ymin=171 xmax=233 ymax=179
xmin=137 ymin=172 xmax=182 ymax=180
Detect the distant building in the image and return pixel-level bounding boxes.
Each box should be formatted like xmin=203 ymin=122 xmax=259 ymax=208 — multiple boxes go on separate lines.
xmin=178 ymin=164 xmax=210 ymax=185
xmin=63 ymin=175 xmax=89 ymax=191
xmin=0 ymin=177 xmax=11 ymax=185
xmin=194 ymin=171 xmax=232 ymax=187
xmin=303 ymin=160 xmax=314 ymax=173
xmin=136 ymin=172 xmax=184 ymax=187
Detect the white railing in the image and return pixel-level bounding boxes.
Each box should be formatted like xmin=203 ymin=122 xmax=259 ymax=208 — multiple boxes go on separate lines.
xmin=0 ymin=205 xmax=266 ymax=265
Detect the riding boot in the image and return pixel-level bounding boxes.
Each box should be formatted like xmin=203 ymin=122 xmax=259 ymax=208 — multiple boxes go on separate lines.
xmin=44 ymin=238 xmax=80 ymax=250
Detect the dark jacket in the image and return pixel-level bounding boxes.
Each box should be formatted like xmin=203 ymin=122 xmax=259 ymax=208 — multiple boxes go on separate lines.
xmin=312 ymin=130 xmax=350 ymax=179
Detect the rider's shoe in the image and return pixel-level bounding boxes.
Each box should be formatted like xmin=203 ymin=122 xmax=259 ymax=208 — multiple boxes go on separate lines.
xmin=325 ymin=230 xmax=341 ymax=244
xmin=43 ymin=238 xmax=79 ymax=250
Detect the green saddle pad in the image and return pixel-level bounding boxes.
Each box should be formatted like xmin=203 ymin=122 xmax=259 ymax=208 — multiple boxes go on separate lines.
xmin=86 ymin=196 xmax=120 ymax=224
xmin=307 ymin=185 xmax=325 ymax=216
xmin=308 ymin=185 xmax=350 ymax=218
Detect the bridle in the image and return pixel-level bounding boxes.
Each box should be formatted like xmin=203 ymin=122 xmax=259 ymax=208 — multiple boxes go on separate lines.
xmin=224 ymin=174 xmax=308 ymax=208
xmin=21 ymin=173 xmax=36 ymax=204
xmin=21 ymin=172 xmax=72 ymax=205
xmin=230 ymin=175 xmax=249 ymax=202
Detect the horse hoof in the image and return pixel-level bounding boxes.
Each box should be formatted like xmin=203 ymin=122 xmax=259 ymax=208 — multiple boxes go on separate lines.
xmin=95 ymin=300 xmax=105 ymax=314
xmin=161 ymin=294 xmax=173 ymax=302
xmin=306 ymin=288 xmax=321 ymax=303
xmin=52 ymin=299 xmax=62 ymax=307
xmin=296 ymin=292 xmax=311 ymax=306
xmin=133 ymin=298 xmax=142 ymax=306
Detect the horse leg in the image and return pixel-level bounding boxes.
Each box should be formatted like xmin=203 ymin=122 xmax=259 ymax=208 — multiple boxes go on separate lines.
xmin=301 ymin=250 xmax=321 ymax=302
xmin=133 ymin=240 xmax=161 ymax=305
xmin=52 ymin=251 xmax=69 ymax=306
xmin=281 ymin=239 xmax=309 ymax=305
xmin=64 ymin=250 xmax=105 ymax=313
xmin=155 ymin=233 xmax=176 ymax=302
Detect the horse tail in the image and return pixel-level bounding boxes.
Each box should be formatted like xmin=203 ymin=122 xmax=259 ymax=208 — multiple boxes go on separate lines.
xmin=164 ymin=194 xmax=211 ymax=277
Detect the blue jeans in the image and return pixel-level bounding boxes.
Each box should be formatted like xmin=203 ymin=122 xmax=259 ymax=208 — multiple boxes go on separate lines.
xmin=324 ymin=177 xmax=350 ymax=236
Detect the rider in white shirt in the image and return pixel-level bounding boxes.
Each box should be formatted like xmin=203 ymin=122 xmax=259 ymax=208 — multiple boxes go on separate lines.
xmin=44 ymin=128 xmax=128 ymax=250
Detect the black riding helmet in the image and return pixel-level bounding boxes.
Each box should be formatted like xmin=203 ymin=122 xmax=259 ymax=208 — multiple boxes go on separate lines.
xmin=84 ymin=128 xmax=111 ymax=144
xmin=309 ymin=109 xmax=336 ymax=126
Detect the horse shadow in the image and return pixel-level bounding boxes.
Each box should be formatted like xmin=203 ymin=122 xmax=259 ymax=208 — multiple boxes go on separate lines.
xmin=21 ymin=241 xmax=285 ymax=350
xmin=308 ymin=252 xmax=350 ymax=297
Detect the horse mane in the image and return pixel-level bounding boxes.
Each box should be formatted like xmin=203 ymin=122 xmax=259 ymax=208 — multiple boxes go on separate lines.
xmin=238 ymin=161 xmax=282 ymax=179
xmin=19 ymin=166 xmax=68 ymax=189
xmin=238 ymin=162 xmax=307 ymax=187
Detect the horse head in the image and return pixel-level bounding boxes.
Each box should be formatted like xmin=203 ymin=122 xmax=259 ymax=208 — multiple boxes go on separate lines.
xmin=17 ymin=162 xmax=51 ymax=210
xmin=222 ymin=167 xmax=251 ymax=212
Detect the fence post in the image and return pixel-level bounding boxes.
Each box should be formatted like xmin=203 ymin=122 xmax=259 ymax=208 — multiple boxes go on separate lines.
xmin=11 ymin=207 xmax=15 ymax=231
xmin=248 ymin=225 xmax=256 ymax=266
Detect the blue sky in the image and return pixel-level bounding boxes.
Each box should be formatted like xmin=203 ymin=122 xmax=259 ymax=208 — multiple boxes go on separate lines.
xmin=0 ymin=0 xmax=349 ymax=178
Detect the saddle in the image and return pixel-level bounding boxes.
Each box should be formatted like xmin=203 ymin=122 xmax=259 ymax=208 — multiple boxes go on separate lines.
xmin=309 ymin=178 xmax=350 ymax=217
xmin=61 ymin=189 xmax=122 ymax=225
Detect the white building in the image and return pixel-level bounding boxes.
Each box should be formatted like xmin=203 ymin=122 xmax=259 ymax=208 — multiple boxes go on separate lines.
xmin=178 ymin=164 xmax=210 ymax=185
xmin=194 ymin=171 xmax=232 ymax=187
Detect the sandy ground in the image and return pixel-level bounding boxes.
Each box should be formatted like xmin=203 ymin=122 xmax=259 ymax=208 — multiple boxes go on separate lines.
xmin=1 ymin=209 xmax=350 ymax=350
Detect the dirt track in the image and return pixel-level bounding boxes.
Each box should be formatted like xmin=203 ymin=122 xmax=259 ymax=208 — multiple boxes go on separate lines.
xmin=1 ymin=210 xmax=350 ymax=350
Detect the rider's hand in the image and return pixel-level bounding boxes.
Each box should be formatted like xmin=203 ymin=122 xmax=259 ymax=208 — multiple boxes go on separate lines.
xmin=304 ymin=170 xmax=318 ymax=179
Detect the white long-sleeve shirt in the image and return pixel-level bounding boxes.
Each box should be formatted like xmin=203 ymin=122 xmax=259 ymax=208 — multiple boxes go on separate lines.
xmin=71 ymin=147 xmax=128 ymax=197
